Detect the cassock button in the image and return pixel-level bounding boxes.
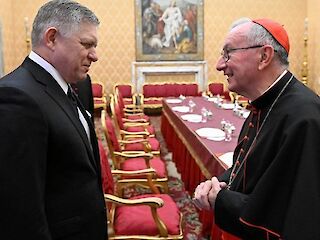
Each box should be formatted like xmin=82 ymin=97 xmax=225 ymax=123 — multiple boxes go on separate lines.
xmin=244 ymin=136 xmax=249 ymax=141
xmin=240 ymin=148 xmax=245 ymax=153
xmin=236 ymin=160 xmax=240 ymax=166
xmin=232 ymin=173 xmax=236 ymax=177
xmin=249 ymin=122 xmax=254 ymax=128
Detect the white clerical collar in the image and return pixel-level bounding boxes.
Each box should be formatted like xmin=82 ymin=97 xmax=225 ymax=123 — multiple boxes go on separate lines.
xmin=29 ymin=51 xmax=68 ymax=95
xmin=262 ymin=70 xmax=288 ymax=95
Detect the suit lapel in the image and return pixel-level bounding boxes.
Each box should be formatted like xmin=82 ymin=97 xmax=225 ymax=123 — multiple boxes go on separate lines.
xmin=22 ymin=57 xmax=99 ymax=171
xmin=75 ymin=95 xmax=100 ymax=171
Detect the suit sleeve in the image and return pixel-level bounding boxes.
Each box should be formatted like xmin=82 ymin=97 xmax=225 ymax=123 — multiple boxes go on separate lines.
xmin=0 ymin=87 xmax=52 ymax=240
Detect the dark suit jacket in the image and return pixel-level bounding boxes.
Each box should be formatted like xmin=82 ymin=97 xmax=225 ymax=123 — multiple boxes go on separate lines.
xmin=72 ymin=75 xmax=94 ymax=122
xmin=0 ymin=57 xmax=107 ymax=240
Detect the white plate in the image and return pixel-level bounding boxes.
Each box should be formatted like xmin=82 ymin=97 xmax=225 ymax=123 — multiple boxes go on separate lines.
xmin=242 ymin=111 xmax=250 ymax=118
xmin=195 ymin=127 xmax=225 ymax=139
xmin=181 ymin=114 xmax=202 ymax=123
xmin=172 ymin=106 xmax=190 ymax=113
xmin=221 ymin=103 xmax=235 ymax=109
xmin=207 ymin=97 xmax=218 ymax=103
xmin=219 ymin=152 xmax=234 ymax=168
xmin=166 ymin=98 xmax=183 ymax=104
xmin=207 ymin=136 xmax=225 ymax=141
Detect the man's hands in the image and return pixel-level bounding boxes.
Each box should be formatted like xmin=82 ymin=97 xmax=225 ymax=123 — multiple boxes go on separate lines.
xmin=193 ymin=177 xmax=227 ymax=210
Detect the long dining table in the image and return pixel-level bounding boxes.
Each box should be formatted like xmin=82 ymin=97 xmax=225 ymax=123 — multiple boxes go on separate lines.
xmin=161 ymin=96 xmax=246 ymax=239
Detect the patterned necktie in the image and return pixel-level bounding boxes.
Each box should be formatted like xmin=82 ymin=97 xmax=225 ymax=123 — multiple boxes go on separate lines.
xmin=67 ymin=85 xmax=79 ymax=117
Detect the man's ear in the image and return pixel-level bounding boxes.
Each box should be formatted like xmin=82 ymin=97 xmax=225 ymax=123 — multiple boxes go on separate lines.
xmin=44 ymin=27 xmax=58 ymax=50
xmin=258 ymin=45 xmax=275 ymax=70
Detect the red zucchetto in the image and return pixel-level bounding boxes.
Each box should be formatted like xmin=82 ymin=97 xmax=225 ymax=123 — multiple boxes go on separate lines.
xmin=252 ymin=18 xmax=290 ymax=54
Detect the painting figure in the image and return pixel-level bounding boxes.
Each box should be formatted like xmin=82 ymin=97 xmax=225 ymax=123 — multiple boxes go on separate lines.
xmin=136 ymin=0 xmax=204 ymax=61
xmin=158 ymin=0 xmax=183 ymax=49
xmin=183 ymin=4 xmax=197 ymax=41
xmin=176 ymin=19 xmax=194 ymax=53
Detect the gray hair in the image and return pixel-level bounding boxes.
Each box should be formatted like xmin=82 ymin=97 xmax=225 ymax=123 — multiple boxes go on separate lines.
xmin=229 ymin=17 xmax=251 ymax=30
xmin=247 ymin=23 xmax=289 ymax=66
xmin=230 ymin=18 xmax=289 ymax=66
xmin=31 ymin=0 xmax=100 ymax=47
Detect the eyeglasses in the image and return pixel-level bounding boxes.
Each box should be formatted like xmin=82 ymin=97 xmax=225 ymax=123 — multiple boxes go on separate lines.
xmin=220 ymin=45 xmax=264 ymax=62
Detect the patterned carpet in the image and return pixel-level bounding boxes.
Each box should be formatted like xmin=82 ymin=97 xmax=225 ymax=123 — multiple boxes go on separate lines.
xmin=95 ymin=114 xmax=207 ymax=239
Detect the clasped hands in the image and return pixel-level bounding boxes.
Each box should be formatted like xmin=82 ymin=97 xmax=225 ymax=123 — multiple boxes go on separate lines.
xmin=193 ymin=177 xmax=227 ymax=210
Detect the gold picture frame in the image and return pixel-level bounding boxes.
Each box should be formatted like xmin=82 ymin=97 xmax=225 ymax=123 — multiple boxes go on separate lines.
xmin=135 ymin=0 xmax=204 ymax=61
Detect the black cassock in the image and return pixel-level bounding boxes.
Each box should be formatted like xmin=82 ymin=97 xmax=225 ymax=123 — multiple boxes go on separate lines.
xmin=216 ymin=71 xmax=320 ymax=240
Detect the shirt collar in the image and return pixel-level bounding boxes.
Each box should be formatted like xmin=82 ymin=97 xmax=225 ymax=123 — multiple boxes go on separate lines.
xmin=251 ymin=70 xmax=293 ymax=109
xmin=29 ymin=51 xmax=68 ymax=94
xmin=261 ymin=69 xmax=288 ymax=95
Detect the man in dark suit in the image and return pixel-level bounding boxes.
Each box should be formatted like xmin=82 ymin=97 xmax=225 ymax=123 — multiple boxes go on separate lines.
xmin=0 ymin=1 xmax=107 ymax=239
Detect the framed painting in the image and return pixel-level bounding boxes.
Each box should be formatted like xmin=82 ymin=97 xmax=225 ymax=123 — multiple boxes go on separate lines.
xmin=135 ymin=0 xmax=204 ymax=61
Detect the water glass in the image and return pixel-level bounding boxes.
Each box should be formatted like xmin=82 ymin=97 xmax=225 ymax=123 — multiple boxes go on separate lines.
xmin=206 ymin=110 xmax=213 ymax=120
xmin=224 ymin=121 xmax=234 ymax=142
xmin=220 ymin=119 xmax=226 ymax=130
xmin=188 ymin=100 xmax=196 ymax=113
xmin=224 ymin=127 xmax=232 ymax=142
xmin=201 ymin=107 xmax=207 ymax=122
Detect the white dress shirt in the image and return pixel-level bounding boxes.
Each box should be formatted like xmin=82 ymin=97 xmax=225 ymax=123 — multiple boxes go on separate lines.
xmin=29 ymin=51 xmax=91 ymax=143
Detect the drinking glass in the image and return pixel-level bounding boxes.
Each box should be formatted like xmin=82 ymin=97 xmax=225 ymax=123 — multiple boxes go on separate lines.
xmin=188 ymin=100 xmax=196 ymax=113
xmin=201 ymin=107 xmax=207 ymax=123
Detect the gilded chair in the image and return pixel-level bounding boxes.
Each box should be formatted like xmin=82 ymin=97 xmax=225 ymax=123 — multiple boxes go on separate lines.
xmin=101 ymin=110 xmax=167 ymax=194
xmin=110 ymin=95 xmax=156 ymax=136
xmin=140 ymin=83 xmax=199 ymax=110
xmin=114 ymin=84 xmax=137 ymax=109
xmin=102 ymin=108 xmax=160 ymax=155
xmin=208 ymin=82 xmax=224 ymax=96
xmin=98 ymin=142 xmax=183 ymax=239
xmin=113 ymin=91 xmax=150 ymax=122
xmin=92 ymin=81 xmax=107 ymax=110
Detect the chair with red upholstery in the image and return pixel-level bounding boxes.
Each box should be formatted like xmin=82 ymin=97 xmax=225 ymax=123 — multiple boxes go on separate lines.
xmin=92 ymin=81 xmax=107 ymax=110
xmin=208 ymin=83 xmax=224 ymax=96
xmin=140 ymin=83 xmax=200 ymax=109
xmin=114 ymin=84 xmax=137 ymax=109
xmin=97 ymin=144 xmax=183 ymax=239
xmin=113 ymin=91 xmax=150 ymax=123
xmin=101 ymin=110 xmax=168 ymax=194
xmin=102 ymin=108 xmax=160 ymax=155
xmin=140 ymin=84 xmax=164 ymax=109
xmin=98 ymin=139 xmax=114 ymax=195
xmin=105 ymin=191 xmax=183 ymax=239
xmin=222 ymin=91 xmax=233 ymax=102
xmin=110 ymin=95 xmax=157 ymax=137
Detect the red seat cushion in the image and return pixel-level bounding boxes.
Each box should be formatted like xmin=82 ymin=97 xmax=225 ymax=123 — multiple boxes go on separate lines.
xmin=124 ymin=137 xmax=160 ymax=152
xmin=114 ymin=194 xmax=181 ymax=236
xmin=120 ymin=156 xmax=166 ymax=178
